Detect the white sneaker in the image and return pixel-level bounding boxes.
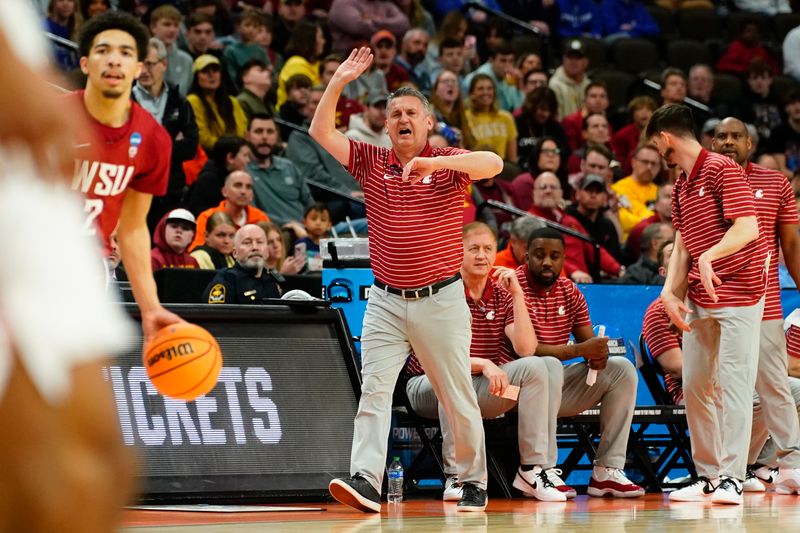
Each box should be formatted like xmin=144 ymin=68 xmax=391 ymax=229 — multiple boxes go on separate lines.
xmin=774 ymin=467 xmax=800 ymax=495
xmin=587 ymin=466 xmax=645 ymax=498
xmin=669 ymin=477 xmax=718 ymax=502
xmin=754 ymin=465 xmax=779 ymax=487
xmin=512 ymin=466 xmax=567 ymax=501
xmin=742 ymin=467 xmax=766 ymax=492
xmin=711 ymin=476 xmax=743 ymax=505
xmin=544 ymin=468 xmax=577 ymax=499
xmin=442 ymin=475 xmax=463 ymax=501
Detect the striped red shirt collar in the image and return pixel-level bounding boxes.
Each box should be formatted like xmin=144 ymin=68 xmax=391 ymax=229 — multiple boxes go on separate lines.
xmin=464 ymin=276 xmax=495 ymax=304
xmin=387 ymin=141 xmax=434 ymax=168
xmin=686 ymin=147 xmax=708 ymax=182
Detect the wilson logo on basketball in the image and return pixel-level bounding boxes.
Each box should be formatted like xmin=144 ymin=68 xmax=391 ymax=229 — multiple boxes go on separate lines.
xmin=147 ymin=342 xmax=195 ymax=367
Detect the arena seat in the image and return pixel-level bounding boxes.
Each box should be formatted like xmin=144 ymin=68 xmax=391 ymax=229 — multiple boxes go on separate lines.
xmin=772 ymin=74 xmax=800 ymax=102
xmin=677 ymin=8 xmax=723 ymax=42
xmin=591 ymin=69 xmax=636 ymax=110
xmin=727 ymin=11 xmax=771 ymax=44
xmin=710 ymin=73 xmax=743 ymax=106
xmin=611 ymin=39 xmax=660 ymax=76
xmin=773 ymin=13 xmax=800 ymax=43
xmin=666 ymin=39 xmax=712 ymax=74
xmin=576 ymin=37 xmax=608 ymax=72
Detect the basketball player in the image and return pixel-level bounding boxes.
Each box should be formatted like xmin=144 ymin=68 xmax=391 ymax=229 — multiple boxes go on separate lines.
xmin=0 ymin=1 xmax=136 ymax=531
xmin=646 ymin=104 xmax=767 ymax=505
xmin=310 ymin=47 xmax=503 ymax=512
xmin=73 ymin=11 xmax=183 ymax=341
xmin=711 ymin=117 xmax=800 ymax=493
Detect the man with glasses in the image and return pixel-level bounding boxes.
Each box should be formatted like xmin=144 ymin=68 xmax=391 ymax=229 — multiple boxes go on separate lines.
xmin=133 ymin=37 xmax=199 ymax=231
xmin=612 ymin=144 xmax=662 ymax=241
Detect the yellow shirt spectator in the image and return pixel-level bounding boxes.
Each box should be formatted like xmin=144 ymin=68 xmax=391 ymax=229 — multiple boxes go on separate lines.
xmin=188 ymin=94 xmax=248 ymax=151
xmin=277 ymin=56 xmax=320 ymax=108
xmin=612 ymin=175 xmax=658 ymax=240
xmin=465 ymin=108 xmax=518 ymax=161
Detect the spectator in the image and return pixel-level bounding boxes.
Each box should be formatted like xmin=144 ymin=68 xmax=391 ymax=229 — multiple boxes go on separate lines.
xmin=611 ymin=95 xmax=657 ymax=175
xmin=516 ymin=88 xmax=571 ymax=167
xmin=566 ymin=174 xmax=625 ymax=265
xmin=660 ymin=68 xmax=686 ymax=105
xmin=464 ymin=41 xmax=524 ymax=113
xmin=203 ymin=224 xmax=282 ymax=303
xmin=260 ymin=221 xmax=306 ymax=274
xmin=549 ymin=39 xmax=591 ymax=119
xmin=528 ymin=172 xmax=622 ymax=282
xmin=619 ymin=223 xmax=672 ymax=284
xmin=236 ymin=59 xmax=274 ymax=122
xmin=183 ymin=12 xmax=218 ymax=60
xmin=431 ymin=70 xmax=475 ymax=148
xmin=601 ymin=0 xmax=659 ymax=42
xmin=190 ymin=169 xmax=271 ymax=250
xmin=81 ymin=0 xmax=109 ymax=20
xmin=766 ymin=89 xmax=800 ymax=178
xmin=186 ymin=136 xmax=252 ymax=214
xmin=566 ymin=113 xmax=613 ymax=175
xmin=286 ymin=87 xmax=367 ymax=225
xmin=328 ymin=0 xmax=410 ymax=53
xmin=247 ymin=114 xmax=313 ymax=228
xmin=133 ymin=38 xmax=200 ymax=232
xmin=741 ymin=59 xmax=784 ymax=151
xmin=430 ymin=37 xmax=467 ymax=87
xmin=346 ymin=89 xmax=392 ymax=148
xmin=370 ymin=30 xmax=410 ymax=92
xmin=149 ymin=5 xmax=193 ymax=96
xmin=188 ymin=54 xmax=248 ymax=151
xmin=687 ymin=64 xmax=714 ymax=108
xmin=625 ymin=183 xmax=672 ymax=263
xmin=521 ymin=68 xmax=549 ymax=100
xmin=222 ymin=10 xmax=269 ymax=91
xmin=557 ymin=0 xmax=602 ymax=38
xmin=277 ymin=20 xmax=325 ymax=107
xmin=188 ymin=0 xmax=235 ymax=38
xmin=516 ymin=53 xmax=543 ymax=78
xmin=394 ymin=0 xmax=436 ymax=41
xmin=512 ymin=136 xmax=568 ymax=210
xmin=611 ymin=144 xmax=661 ymax=240
xmin=293 ymin=202 xmax=333 ymax=271
xmin=562 ymin=82 xmax=611 ymax=152
xmin=494 ymin=215 xmax=543 ymax=269
xmin=272 ymin=0 xmax=306 ymax=55
xmin=717 ymin=18 xmax=779 ymax=77
xmin=783 ymin=25 xmax=800 ymax=83
xmin=278 ymin=73 xmax=313 ymax=139
xmin=151 ymin=209 xmax=200 ymax=271
xmin=515 ymin=226 xmax=643 ymax=498
xmin=395 ymin=28 xmax=435 ymax=94
xmin=465 ymin=74 xmax=518 ymax=162
xmin=190 ymin=211 xmax=236 ymax=269
xmin=45 ymin=0 xmax=81 ymax=70
xmin=569 ymin=142 xmax=615 ymax=194
xmin=428 ymin=10 xmax=468 ymax=59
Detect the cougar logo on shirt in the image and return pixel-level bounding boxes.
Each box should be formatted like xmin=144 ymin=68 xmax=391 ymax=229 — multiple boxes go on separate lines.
xmin=755 ymin=189 xmax=764 ymax=199
xmin=72 ymin=160 xmax=135 ymax=197
xmin=699 ymin=186 xmax=705 ymax=197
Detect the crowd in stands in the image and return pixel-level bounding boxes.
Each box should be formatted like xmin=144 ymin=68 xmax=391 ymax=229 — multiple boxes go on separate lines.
xmin=38 ymin=0 xmax=800 ymax=283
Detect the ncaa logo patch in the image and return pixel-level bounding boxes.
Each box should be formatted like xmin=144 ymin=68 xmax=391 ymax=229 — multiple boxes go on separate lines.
xmin=129 ymin=131 xmax=142 ymax=158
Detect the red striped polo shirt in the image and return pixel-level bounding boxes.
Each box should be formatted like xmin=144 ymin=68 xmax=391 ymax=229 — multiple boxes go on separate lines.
xmin=347 ymin=140 xmax=472 ymax=288
xmin=515 ymin=265 xmax=591 ymax=346
xmin=404 ymin=278 xmax=516 ymax=376
xmin=788 ymin=325 xmax=800 ymax=360
xmin=745 ymin=163 xmax=800 ymax=321
xmin=642 ymin=298 xmax=684 ymax=405
xmin=672 ymin=149 xmax=766 ymax=308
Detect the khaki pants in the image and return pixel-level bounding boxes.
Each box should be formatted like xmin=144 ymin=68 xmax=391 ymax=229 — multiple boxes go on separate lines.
xmin=406 ymin=356 xmax=564 ymax=475
xmin=350 ymin=280 xmax=487 ymax=491
xmin=751 ymin=375 xmax=800 ymax=467
xmin=682 ymin=299 xmax=764 ymax=480
xmin=557 ymin=358 xmax=639 ymax=470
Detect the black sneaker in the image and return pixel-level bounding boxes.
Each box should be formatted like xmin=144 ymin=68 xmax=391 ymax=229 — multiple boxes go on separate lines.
xmin=329 ymin=473 xmax=381 ymax=512
xmin=457 ymin=482 xmax=487 ymax=512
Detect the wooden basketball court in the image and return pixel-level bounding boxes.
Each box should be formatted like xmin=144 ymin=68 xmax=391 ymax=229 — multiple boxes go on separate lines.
xmin=121 ymin=493 xmax=800 ymax=531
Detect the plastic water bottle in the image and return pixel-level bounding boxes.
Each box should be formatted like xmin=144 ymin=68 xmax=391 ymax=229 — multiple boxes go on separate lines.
xmin=387 ymin=457 xmax=404 ymax=504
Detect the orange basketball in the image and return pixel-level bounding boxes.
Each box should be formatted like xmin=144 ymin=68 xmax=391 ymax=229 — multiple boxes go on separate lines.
xmin=143 ymin=323 xmax=222 ymax=401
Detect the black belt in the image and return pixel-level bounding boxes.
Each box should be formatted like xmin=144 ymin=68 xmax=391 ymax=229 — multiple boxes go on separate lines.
xmin=374 ymin=273 xmax=461 ymax=300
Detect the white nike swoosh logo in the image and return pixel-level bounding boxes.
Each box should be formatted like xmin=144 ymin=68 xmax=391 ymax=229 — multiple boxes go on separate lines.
xmin=74 ymin=143 xmax=92 ymax=149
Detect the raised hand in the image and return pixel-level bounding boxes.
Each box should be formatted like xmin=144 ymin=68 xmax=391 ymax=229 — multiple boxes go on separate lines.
xmin=334 ymin=47 xmax=374 ymax=85
xmin=493 ymin=266 xmax=522 ymax=295
xmin=401 ymin=156 xmax=440 ymax=184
